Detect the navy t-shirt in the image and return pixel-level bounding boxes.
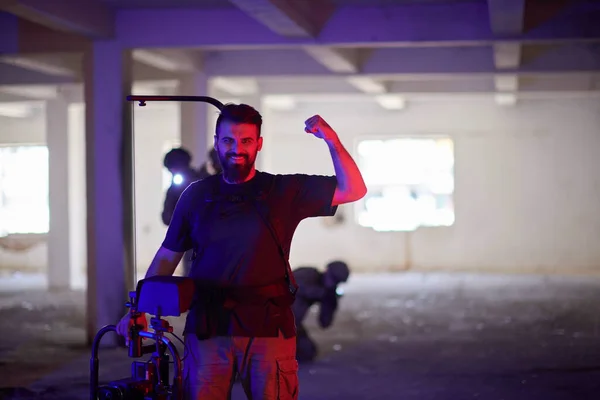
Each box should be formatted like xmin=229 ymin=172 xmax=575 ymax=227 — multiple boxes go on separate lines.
xmin=161 ymin=171 xmax=338 ymax=338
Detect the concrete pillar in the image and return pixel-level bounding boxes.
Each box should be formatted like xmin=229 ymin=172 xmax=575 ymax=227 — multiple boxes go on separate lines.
xmin=67 ymin=103 xmax=88 ymax=290
xmin=46 ymin=96 xmax=70 ymax=291
xmin=46 ymin=97 xmax=87 ymax=291
xmin=83 ymin=40 xmax=134 ymax=346
xmin=179 ymin=71 xmax=210 ymax=169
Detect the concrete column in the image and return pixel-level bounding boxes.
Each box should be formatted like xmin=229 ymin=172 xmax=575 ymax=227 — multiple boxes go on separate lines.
xmin=46 ymin=96 xmax=70 ymax=291
xmin=179 ymin=71 xmax=210 ymax=168
xmin=46 ymin=97 xmax=87 ymax=291
xmin=83 ymin=40 xmax=133 ymax=346
xmin=67 ymin=103 xmax=88 ymax=290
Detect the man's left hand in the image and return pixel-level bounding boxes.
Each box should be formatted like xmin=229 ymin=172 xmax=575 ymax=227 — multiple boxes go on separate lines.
xmin=304 ymin=115 xmax=338 ymax=142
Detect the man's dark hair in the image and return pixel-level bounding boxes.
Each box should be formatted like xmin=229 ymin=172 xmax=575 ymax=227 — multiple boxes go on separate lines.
xmin=163 ymin=147 xmax=191 ymax=170
xmin=215 ymin=103 xmax=263 ymax=138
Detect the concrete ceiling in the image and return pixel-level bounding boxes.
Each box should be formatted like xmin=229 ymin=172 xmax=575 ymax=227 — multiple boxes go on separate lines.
xmin=0 ymin=0 xmax=599 ymax=113
xmin=98 ymin=0 xmax=233 ymax=9
xmin=97 ymin=0 xmax=480 ymax=9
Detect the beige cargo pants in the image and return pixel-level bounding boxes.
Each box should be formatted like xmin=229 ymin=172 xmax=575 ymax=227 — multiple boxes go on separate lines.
xmin=183 ymin=331 xmax=298 ymax=400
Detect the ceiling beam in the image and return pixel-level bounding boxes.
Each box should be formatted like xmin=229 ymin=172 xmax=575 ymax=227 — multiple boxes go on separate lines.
xmin=115 ymin=2 xmax=600 ymax=49
xmin=0 ymin=12 xmax=19 ymax=54
xmin=374 ymin=94 xmax=406 ymax=110
xmin=0 ymin=62 xmax=74 ymax=85
xmin=0 ymin=84 xmax=58 ymax=99
xmin=228 ymin=0 xmax=372 ymax=95
xmin=0 ymin=17 xmax=90 ymax=55
xmin=0 ymin=101 xmax=40 ymax=118
xmin=487 ymin=0 xmax=526 ymax=35
xmin=228 ymin=0 xmax=335 ymax=38
xmin=4 ymin=46 xmax=597 ymax=86
xmin=0 ymin=91 xmax=33 ymax=102
xmin=302 ymin=46 xmax=360 ymax=74
xmin=302 ymin=45 xmax=390 ymax=105
xmin=494 ymin=75 xmax=519 ymax=91
xmin=132 ymin=49 xmax=203 ymax=73
xmin=492 ymin=43 xmax=521 ymax=101
xmin=346 ymin=76 xmax=388 ymax=94
xmin=493 ymin=42 xmax=522 ymax=69
xmin=201 ymin=46 xmax=600 ymax=77
xmin=0 ymin=0 xmax=114 ymax=38
xmin=131 ymin=61 xmax=177 ymax=81
xmin=255 ymin=76 xmax=371 ymax=95
xmin=494 ymin=93 xmax=518 ymax=105
xmin=388 ymin=78 xmax=493 ymax=93
xmin=211 ymin=77 xmax=259 ymax=96
xmin=2 ymin=75 xmax=598 ymax=102
xmin=257 ymin=75 xmax=594 ymax=95
xmin=267 ymin=91 xmax=600 ymax=104
xmin=487 ymin=0 xmax=526 ymax=103
xmin=0 ymin=53 xmax=79 ymax=77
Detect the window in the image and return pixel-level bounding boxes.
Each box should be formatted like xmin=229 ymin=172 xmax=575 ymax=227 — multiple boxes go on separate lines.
xmin=355 ymin=137 xmax=454 ymax=232
xmin=0 ymin=145 xmax=49 ymax=235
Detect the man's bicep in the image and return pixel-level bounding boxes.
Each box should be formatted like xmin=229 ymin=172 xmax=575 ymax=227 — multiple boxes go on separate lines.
xmin=290 ymin=174 xmax=338 ymax=220
xmin=157 ymin=245 xmax=184 ymax=258
xmin=145 ymin=246 xmax=184 ymax=277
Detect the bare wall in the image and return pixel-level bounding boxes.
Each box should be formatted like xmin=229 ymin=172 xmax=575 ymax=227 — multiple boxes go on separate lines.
xmin=2 ymin=97 xmax=599 ymax=276
xmin=0 ymin=113 xmax=45 ymax=144
xmin=263 ymin=98 xmax=600 ymax=274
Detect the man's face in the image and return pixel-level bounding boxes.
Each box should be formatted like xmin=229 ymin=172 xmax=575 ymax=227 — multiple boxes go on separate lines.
xmin=214 ymin=121 xmax=263 ymax=183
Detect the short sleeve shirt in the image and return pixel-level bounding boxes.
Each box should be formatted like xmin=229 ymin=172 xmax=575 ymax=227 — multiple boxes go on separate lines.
xmin=161 ymin=171 xmax=338 ymax=337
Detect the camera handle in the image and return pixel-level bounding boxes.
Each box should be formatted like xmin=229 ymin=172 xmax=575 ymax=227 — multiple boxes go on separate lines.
xmin=90 ymin=291 xmax=184 ymax=400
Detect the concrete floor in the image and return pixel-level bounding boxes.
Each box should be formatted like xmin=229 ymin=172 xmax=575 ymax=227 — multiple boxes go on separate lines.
xmin=1 ymin=272 xmax=600 ymax=399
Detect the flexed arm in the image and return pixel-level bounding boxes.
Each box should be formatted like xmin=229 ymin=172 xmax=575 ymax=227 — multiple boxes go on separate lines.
xmin=304 ymin=115 xmax=367 ymax=206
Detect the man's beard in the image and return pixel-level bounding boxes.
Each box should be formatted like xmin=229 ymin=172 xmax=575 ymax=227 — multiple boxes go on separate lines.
xmin=218 ymin=152 xmax=255 ymax=183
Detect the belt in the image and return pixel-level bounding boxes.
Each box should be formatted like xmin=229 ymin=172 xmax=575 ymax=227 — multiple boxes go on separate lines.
xmin=194 ymin=280 xmax=292 ymax=309
xmin=222 ymin=281 xmax=291 ymax=309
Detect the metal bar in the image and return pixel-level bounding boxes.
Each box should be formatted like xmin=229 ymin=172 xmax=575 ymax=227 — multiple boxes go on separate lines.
xmin=90 ymin=324 xmax=118 ymax=400
xmin=126 ymin=95 xmax=224 ymax=110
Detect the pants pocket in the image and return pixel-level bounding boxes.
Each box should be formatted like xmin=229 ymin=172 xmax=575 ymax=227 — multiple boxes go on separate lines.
xmin=276 ymin=358 xmax=299 ymax=400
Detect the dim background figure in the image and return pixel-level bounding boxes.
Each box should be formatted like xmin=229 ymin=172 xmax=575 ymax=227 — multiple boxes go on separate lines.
xmin=196 ymin=147 xmax=222 ymax=179
xmin=292 ymin=260 xmax=351 ymax=362
xmin=161 ymin=147 xmax=221 ymax=276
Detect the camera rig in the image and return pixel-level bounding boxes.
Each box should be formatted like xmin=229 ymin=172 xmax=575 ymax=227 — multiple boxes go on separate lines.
xmin=90 ymin=276 xmax=195 ymax=400
xmin=89 ymin=95 xmax=225 ymax=400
